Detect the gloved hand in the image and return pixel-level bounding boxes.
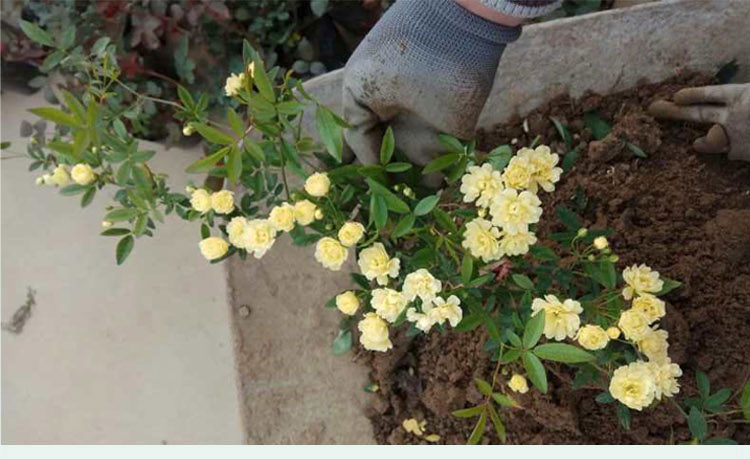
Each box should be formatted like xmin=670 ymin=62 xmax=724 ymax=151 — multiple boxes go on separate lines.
xmin=648 ymin=84 xmax=750 ymax=162
xmin=341 ymin=0 xmax=522 ymax=169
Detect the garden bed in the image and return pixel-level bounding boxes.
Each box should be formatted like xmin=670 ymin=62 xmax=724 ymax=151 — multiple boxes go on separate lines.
xmin=363 ymin=74 xmax=750 ymax=444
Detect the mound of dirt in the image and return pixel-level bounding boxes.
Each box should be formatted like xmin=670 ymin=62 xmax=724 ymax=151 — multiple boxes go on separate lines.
xmin=364 ymin=74 xmax=750 ymax=444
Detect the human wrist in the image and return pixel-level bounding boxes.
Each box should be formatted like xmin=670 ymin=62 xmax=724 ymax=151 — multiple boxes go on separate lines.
xmin=454 ymin=0 xmax=525 ymax=25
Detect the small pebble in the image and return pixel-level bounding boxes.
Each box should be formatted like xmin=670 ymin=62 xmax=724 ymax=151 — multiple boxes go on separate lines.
xmin=238 ymin=306 xmax=250 ymax=317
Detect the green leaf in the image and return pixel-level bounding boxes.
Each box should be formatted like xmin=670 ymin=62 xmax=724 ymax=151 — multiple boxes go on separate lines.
xmin=704 ymin=388 xmax=731 ymax=412
xmin=59 ymin=184 xmax=89 ymax=196
xmin=626 ymin=142 xmax=647 ymax=158
xmin=243 ymin=139 xmax=266 ymax=162
xmin=583 ymin=111 xmax=612 ymax=140
xmin=561 ymin=147 xmax=580 ymax=173
xmin=391 ymin=214 xmax=415 ymax=239
xmin=28 ymin=107 xmax=81 ymax=128
xmin=550 ymin=116 xmax=572 ymax=149
xmin=226 ymin=146 xmax=242 ymax=186
xmin=227 ymin=107 xmax=244 ymax=136
xmin=703 ymin=437 xmax=738 ymax=445
xmin=452 ymin=405 xmax=483 ymax=418
xmin=697 ymin=371 xmax=711 ymax=399
xmin=414 ymin=195 xmax=440 ymax=216
xmin=101 ymin=228 xmax=130 ymax=237
xmin=491 ymin=393 xmax=515 ymax=408
xmin=512 ymin=274 xmax=534 ymax=290
xmin=522 ymin=311 xmax=545 ymax=349
xmin=461 ymin=253 xmax=473 ymax=284
xmin=474 ymin=378 xmax=492 ymax=397
xmin=488 ymin=404 xmax=506 ymax=443
xmin=19 ymin=20 xmax=54 ymax=47
xmin=379 ymin=126 xmax=395 ymax=165
xmin=484 ymin=315 xmax=501 ymax=344
xmin=385 ymin=162 xmax=412 ymax=173
xmin=439 ymin=134 xmax=464 ymax=154
xmin=186 ymin=147 xmax=229 ymax=173
xmin=370 ymin=194 xmax=387 ymax=230
xmin=276 ymin=100 xmax=304 ymax=115
xmin=529 ymin=245 xmax=558 ymax=262
xmin=616 ymin=403 xmax=631 ymax=430
xmin=80 ymin=187 xmax=95 ymax=207
xmin=467 ymin=410 xmax=486 ymax=445
xmin=90 ymin=36 xmax=110 ymax=56
xmin=333 ymin=330 xmax=352 ymax=355
xmin=365 ymin=178 xmax=409 ymax=214
xmin=595 ymin=391 xmax=615 ymax=403
xmin=252 ymin=53 xmax=276 ymax=102
xmin=316 ymin=106 xmax=343 ymax=162
xmin=688 ymin=406 xmax=708 ymax=440
xmin=40 ymin=50 xmax=65 ymax=72
xmin=556 ymin=205 xmax=581 ymax=231
xmin=350 ymin=273 xmax=370 ymax=289
xmin=740 ymin=379 xmax=750 ymax=419
xmin=522 ymin=352 xmax=547 ymax=393
xmin=116 ymin=235 xmax=134 ymax=265
xmin=655 ymin=277 xmax=682 ymax=296
xmin=422 ymin=153 xmax=459 ymax=175
xmin=193 ymin=123 xmax=234 ymax=145
xmin=584 ymin=260 xmax=617 ymax=289
xmin=533 ymin=343 xmax=595 ymax=363
xmin=105 ymin=207 xmax=140 ymax=222
xmin=60 ymin=25 xmax=76 ymax=49
xmin=177 ymin=85 xmax=195 ymax=109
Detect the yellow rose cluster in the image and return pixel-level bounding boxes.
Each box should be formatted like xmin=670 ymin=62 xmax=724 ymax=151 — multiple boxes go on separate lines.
xmin=609 ymin=264 xmax=681 ymax=410
xmin=459 ymin=146 xmax=558 ymax=263
xmin=531 ymin=294 xmax=583 ymax=341
xmin=190 ymin=188 xmax=235 ymax=214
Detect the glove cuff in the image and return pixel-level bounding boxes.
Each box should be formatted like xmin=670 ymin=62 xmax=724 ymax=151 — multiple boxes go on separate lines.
xmin=479 ymin=0 xmax=563 ymax=18
xmin=429 ymin=0 xmax=522 ymax=45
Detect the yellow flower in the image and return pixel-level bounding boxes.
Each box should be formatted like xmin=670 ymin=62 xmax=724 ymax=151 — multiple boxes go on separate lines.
xmin=637 ymin=327 xmax=670 ymax=362
xmin=71 ymin=163 xmax=95 ymax=185
xmin=358 ymin=243 xmax=400 ymax=286
xmin=606 ymin=327 xmax=621 ymax=340
xmin=459 ymin=163 xmax=504 ymax=208
xmin=101 ymin=220 xmax=113 ymax=229
xmin=609 ymin=361 xmax=657 ymax=410
xmin=462 ymin=217 xmax=502 ymax=262
xmin=499 ymin=229 xmax=537 ymax=256
xmin=517 ymin=145 xmax=562 ymax=193
xmin=224 ymin=72 xmax=245 ymax=96
xmin=293 ymin=200 xmax=317 ymax=226
xmin=406 ymin=307 xmax=436 ymax=332
xmin=576 ymin=324 xmax=610 ymax=350
xmin=226 ymin=216 xmax=249 ymax=248
xmin=269 ymin=203 xmax=296 ymax=232
xmin=335 ymin=291 xmax=360 ymax=316
xmin=304 ymin=172 xmax=330 ymax=197
xmin=508 ymin=374 xmax=529 ymax=394
xmin=371 ymin=288 xmax=408 ymax=323
xmin=358 ymin=312 xmax=392 ymax=352
xmin=49 ymin=165 xmax=70 ymax=187
xmin=199 ymin=237 xmax=229 ymax=261
xmin=618 ymin=308 xmax=651 ymax=341
xmin=402 ymin=418 xmax=426 ymax=436
xmin=242 ymin=219 xmax=277 ymax=259
xmin=502 ymin=155 xmax=535 ymax=190
xmin=315 ymin=209 xmax=324 ymax=220
xmin=314 ymin=237 xmax=348 ymax=271
xmin=338 ymin=221 xmax=365 ymax=247
xmin=247 ymin=61 xmax=255 ymax=78
xmin=622 ymin=264 xmax=664 ymax=300
xmin=647 ymin=359 xmax=682 ymax=400
xmin=593 ymin=236 xmax=609 ymax=250
xmin=402 ymin=268 xmax=442 ymax=305
xmin=425 ymin=434 xmax=441 ymax=443
xmin=405 ymin=295 xmax=462 ymax=332
xmin=632 ymin=294 xmax=666 ymax=324
xmin=489 ymin=188 xmax=543 ymax=234
xmin=531 ymin=295 xmax=582 ymax=341
xmin=210 ymin=190 xmax=235 ymax=214
xmin=190 ymin=189 xmax=212 ymax=213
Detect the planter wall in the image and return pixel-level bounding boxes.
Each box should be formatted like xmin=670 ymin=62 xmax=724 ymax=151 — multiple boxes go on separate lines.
xmin=301 ymin=0 xmax=750 ymax=135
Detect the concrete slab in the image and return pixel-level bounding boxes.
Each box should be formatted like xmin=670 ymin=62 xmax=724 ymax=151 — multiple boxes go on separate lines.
xmin=1 ymin=89 xmax=244 ymax=444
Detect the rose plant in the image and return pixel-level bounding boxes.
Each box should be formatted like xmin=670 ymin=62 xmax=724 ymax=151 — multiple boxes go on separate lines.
xmin=12 ymin=21 xmax=750 ymax=445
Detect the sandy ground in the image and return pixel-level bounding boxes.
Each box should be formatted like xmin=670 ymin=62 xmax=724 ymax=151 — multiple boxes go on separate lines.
xmin=1 ymin=89 xmax=244 ymax=444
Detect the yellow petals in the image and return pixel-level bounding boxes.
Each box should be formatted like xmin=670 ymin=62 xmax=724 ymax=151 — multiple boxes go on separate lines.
xmin=335 ymin=291 xmax=360 ymax=316
xmin=489 ymin=188 xmax=542 ymax=235
xmin=304 ymin=172 xmax=330 ymax=197
xmin=243 ymin=219 xmax=277 ymax=259
xmin=71 ymin=163 xmax=96 ymax=185
xmin=199 ymin=237 xmax=229 ymax=261
xmin=424 ymin=434 xmax=441 ymax=443
xmin=338 ymin=221 xmax=365 ymax=247
xmin=462 ymin=217 xmax=502 ymax=262
xmin=402 ymin=418 xmax=426 ymax=436
xmin=531 ymin=295 xmax=582 ymax=341
xmin=402 ymin=268 xmax=442 ymax=305
xmin=576 ymin=324 xmax=609 ymax=350
xmin=508 ymin=373 xmax=529 ymax=393
xmin=47 ymin=165 xmax=70 ymax=187
xmin=293 ymin=199 xmax=317 ymax=226
xmin=190 ymin=189 xmax=211 ymax=213
xmin=593 ymin=236 xmax=609 ymax=250
xmin=358 ymin=243 xmax=400 ymax=286
xmin=502 ymin=155 xmax=535 ymax=190
xmin=499 ymin=228 xmax=537 ymax=256
xmin=618 ymin=308 xmax=651 ymax=341
xmin=358 ymin=312 xmax=392 ymax=352
xmin=606 ymin=327 xmax=621 ymax=340
xmin=632 ymin=294 xmax=666 ymax=323
xmin=610 ymin=361 xmax=657 ymax=410
xmin=517 ymin=145 xmax=563 ymax=193
xmin=460 ymin=163 xmax=503 ymax=208
xmin=210 ymin=190 xmax=235 ymax=214
xmin=637 ymin=327 xmax=670 ymax=362
xmin=224 ymin=72 xmax=245 ymax=96
xmin=622 ymin=264 xmax=664 ymax=300
xmin=269 ymin=203 xmax=296 ymax=232
xmin=371 ymin=288 xmax=408 ymax=323
xmin=314 ymin=237 xmax=348 ymax=271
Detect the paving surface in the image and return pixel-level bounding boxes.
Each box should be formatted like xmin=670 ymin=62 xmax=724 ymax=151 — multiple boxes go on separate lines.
xmin=226 ymin=239 xmax=375 ymax=444
xmin=1 ymin=89 xmax=244 ymax=444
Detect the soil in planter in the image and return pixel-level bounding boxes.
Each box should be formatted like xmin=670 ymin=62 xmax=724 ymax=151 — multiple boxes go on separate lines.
xmin=363 ymin=74 xmax=750 ymax=445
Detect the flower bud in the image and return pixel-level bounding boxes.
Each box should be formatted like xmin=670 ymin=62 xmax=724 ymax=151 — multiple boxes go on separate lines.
xmin=185 ymin=186 xmax=195 ymax=194
xmin=587 ymin=254 xmax=596 ymax=261
xmin=182 ymin=124 xmax=195 ymax=136
xmin=325 ymin=223 xmax=333 ymax=231
xmin=609 ymin=254 xmax=619 ymax=263
xmin=35 ymin=176 xmax=45 ymax=186
xmin=593 ymin=236 xmax=608 ymax=250
xmin=315 ymin=209 xmax=324 ymax=220
xmin=101 ymin=220 xmax=113 ymax=229
xmin=577 ymin=228 xmax=588 ymax=237
xmin=402 ymin=186 xmax=414 ymax=198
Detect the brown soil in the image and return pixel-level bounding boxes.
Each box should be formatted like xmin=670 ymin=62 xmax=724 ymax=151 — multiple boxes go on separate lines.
xmin=364 ymin=74 xmax=750 ymax=445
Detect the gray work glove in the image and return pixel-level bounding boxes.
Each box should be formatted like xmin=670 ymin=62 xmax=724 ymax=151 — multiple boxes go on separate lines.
xmin=648 ymin=84 xmax=750 ymax=162
xmin=342 ymin=0 xmax=521 ymax=169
